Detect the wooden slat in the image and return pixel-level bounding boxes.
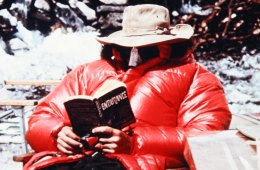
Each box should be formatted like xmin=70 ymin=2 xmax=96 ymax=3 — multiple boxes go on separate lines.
xmin=4 ymin=80 xmax=60 ymax=86
xmin=0 ymin=100 xmax=38 ymax=106
xmin=13 ymin=152 xmax=35 ymax=163
xmin=0 ymin=110 xmax=14 ymax=119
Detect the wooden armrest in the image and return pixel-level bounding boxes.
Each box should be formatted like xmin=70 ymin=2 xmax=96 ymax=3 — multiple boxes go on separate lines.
xmin=4 ymin=80 xmax=60 ymax=86
xmin=0 ymin=100 xmax=38 ymax=106
xmin=13 ymin=152 xmax=35 ymax=163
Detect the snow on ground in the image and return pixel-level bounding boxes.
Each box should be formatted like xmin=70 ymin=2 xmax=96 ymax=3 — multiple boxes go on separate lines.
xmin=198 ymin=54 xmax=260 ymax=115
xmin=0 ymin=29 xmax=101 ymax=82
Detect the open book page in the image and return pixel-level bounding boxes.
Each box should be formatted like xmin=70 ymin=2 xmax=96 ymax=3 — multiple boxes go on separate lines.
xmin=93 ymin=79 xmax=126 ymax=99
xmin=247 ymin=112 xmax=260 ymax=121
xmin=64 ymin=95 xmax=94 ymax=101
xmin=63 ymin=79 xmax=126 ymax=102
xmin=184 ymin=131 xmax=257 ymax=170
xmin=237 ymin=125 xmax=260 ymax=140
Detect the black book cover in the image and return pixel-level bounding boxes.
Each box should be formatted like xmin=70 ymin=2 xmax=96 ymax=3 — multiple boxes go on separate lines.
xmin=64 ymin=79 xmax=136 ymax=138
xmin=96 ymin=86 xmax=135 ymax=129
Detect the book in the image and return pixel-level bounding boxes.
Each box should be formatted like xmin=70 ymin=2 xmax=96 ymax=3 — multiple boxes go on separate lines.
xmin=229 ymin=113 xmax=259 ymax=130
xmin=237 ymin=125 xmax=260 ymax=140
xmin=64 ymin=79 xmax=136 ymax=138
xmin=246 ymin=112 xmax=260 ymax=121
xmin=184 ymin=131 xmax=257 ymax=170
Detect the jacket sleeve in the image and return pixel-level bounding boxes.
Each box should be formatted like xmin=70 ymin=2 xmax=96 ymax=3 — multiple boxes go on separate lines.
xmin=26 ymin=65 xmax=87 ymax=152
xmin=178 ymin=65 xmax=232 ymax=132
xmin=130 ymin=65 xmax=231 ymax=167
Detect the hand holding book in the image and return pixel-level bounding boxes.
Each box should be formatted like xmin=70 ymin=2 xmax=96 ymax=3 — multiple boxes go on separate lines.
xmin=64 ymin=79 xmax=136 ymax=139
xmin=56 ymin=126 xmax=84 ymax=155
xmin=92 ymin=126 xmax=134 ymax=154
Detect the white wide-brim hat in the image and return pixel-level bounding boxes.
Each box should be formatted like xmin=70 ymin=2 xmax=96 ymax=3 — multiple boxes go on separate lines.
xmin=96 ymin=4 xmax=194 ymax=47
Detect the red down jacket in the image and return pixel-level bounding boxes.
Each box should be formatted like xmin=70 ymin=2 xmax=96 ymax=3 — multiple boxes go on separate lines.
xmin=26 ymin=54 xmax=231 ymax=169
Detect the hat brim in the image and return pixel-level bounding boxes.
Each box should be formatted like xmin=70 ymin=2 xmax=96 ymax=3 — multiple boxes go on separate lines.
xmin=96 ymin=24 xmax=194 ymax=47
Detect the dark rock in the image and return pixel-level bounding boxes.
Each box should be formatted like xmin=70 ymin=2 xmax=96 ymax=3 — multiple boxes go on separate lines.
xmin=96 ymin=5 xmax=125 ymax=13
xmin=0 ymin=9 xmax=17 ymax=39
xmin=98 ymin=12 xmax=122 ymax=30
xmin=55 ymin=2 xmax=85 ymax=31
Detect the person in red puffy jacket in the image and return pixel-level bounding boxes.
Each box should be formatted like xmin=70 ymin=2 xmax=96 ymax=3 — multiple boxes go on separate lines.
xmin=25 ymin=4 xmax=231 ymax=170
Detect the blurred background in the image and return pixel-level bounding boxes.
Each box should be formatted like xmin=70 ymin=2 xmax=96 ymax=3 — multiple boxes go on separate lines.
xmin=0 ymin=0 xmax=259 ymax=169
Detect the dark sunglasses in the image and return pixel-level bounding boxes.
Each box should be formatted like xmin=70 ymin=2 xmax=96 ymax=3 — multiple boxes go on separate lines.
xmin=112 ymin=45 xmax=160 ymax=61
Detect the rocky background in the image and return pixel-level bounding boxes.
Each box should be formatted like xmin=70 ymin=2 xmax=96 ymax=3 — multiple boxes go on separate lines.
xmin=1 ymin=0 xmax=259 ymax=57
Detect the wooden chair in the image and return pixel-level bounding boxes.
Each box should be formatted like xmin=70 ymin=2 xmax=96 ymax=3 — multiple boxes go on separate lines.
xmin=0 ymin=80 xmax=60 ymax=164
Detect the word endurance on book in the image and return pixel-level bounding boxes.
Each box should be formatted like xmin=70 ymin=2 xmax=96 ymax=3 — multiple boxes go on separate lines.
xmin=64 ymin=79 xmax=136 ymax=138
